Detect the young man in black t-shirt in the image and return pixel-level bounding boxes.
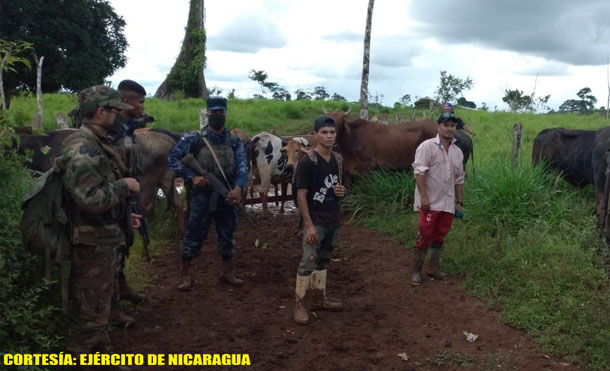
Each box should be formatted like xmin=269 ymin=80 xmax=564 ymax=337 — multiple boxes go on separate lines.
xmin=293 ymin=115 xmax=346 ymax=325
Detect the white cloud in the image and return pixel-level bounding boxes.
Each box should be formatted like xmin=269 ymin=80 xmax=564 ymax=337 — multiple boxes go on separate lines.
xmin=109 ymin=0 xmax=610 ymax=110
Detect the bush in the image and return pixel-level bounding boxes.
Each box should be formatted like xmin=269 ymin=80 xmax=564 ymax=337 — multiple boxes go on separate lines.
xmin=0 ymin=120 xmax=64 ymax=361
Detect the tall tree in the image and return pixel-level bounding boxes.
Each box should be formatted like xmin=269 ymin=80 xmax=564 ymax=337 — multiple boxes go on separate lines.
xmin=576 ymin=87 xmax=597 ymax=113
xmin=0 ymin=0 xmax=127 ymax=106
xmin=435 ymin=71 xmax=473 ymax=104
xmin=502 ymin=89 xmax=533 ymax=112
xmin=359 ymin=0 xmax=375 ymax=119
xmin=155 ymin=0 xmax=207 ymax=100
xmin=248 ymin=70 xmax=268 ymax=94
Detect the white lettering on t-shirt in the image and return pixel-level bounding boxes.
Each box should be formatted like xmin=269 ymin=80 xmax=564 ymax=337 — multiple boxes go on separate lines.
xmin=313 ymin=174 xmax=338 ymax=204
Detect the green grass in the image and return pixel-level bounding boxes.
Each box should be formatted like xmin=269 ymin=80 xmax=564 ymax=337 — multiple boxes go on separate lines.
xmin=342 ymin=131 xmax=610 ymax=369
xmin=5 ymin=94 xmax=610 ymax=370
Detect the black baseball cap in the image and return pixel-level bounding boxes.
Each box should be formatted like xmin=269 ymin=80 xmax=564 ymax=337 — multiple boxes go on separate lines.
xmin=314 ymin=115 xmax=336 ymax=131
xmin=437 ymin=111 xmax=458 ymax=124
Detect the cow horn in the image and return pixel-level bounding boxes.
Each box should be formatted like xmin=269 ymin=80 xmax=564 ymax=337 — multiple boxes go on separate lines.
xmin=322 ymin=106 xmax=328 ymax=114
xmin=344 ymin=106 xmax=352 ymax=115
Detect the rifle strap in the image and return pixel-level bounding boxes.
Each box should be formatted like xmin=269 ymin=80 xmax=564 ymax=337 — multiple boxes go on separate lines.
xmin=201 ymin=136 xmax=232 ymax=190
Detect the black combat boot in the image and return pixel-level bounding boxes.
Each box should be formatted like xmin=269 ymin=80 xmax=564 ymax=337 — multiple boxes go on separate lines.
xmin=118 ymin=272 xmax=146 ymax=303
xmin=219 ymin=258 xmax=244 ymax=286
xmin=178 ymin=258 xmax=192 ymax=291
xmin=411 ymin=248 xmax=427 ymax=286
xmin=428 ymin=244 xmax=449 ymax=280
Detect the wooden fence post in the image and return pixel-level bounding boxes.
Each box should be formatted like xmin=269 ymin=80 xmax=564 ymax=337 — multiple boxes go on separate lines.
xmin=512 ymin=123 xmax=523 ymax=167
xmin=199 ymin=108 xmax=208 ymax=130
xmin=33 ymin=55 xmax=44 ymax=129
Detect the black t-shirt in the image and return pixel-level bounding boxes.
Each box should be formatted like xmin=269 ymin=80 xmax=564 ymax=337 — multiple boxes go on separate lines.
xmin=295 ymin=151 xmax=341 ymax=228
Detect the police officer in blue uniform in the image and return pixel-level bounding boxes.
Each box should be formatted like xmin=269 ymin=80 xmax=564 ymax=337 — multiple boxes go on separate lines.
xmin=168 ymin=97 xmax=248 ymax=291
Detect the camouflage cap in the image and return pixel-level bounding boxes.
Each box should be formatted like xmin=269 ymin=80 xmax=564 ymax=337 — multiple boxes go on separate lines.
xmin=78 ymin=85 xmax=133 ymax=115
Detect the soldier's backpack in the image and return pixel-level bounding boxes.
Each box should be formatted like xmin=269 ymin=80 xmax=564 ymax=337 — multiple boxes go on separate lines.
xmin=20 ymin=165 xmax=71 ymax=312
xmin=291 ymin=149 xmax=343 ymax=207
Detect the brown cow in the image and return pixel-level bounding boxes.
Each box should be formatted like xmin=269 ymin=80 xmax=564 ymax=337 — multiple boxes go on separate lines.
xmin=134 ymin=129 xmax=186 ymax=233
xmin=15 ymin=128 xmax=185 ymax=233
xmin=231 ymin=128 xmax=249 ymax=145
xmin=327 ymin=110 xmax=436 ymax=174
xmin=327 ymin=109 xmax=473 ymax=175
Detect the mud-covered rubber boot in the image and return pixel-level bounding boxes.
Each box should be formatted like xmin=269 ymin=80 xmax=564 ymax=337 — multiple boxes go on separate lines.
xmin=219 ymin=258 xmax=244 ymax=286
xmin=411 ymin=248 xmax=427 ymax=286
xmin=428 ymin=244 xmax=449 ymax=280
xmin=118 ymin=272 xmax=146 ymax=303
xmin=178 ymin=258 xmax=192 ymax=291
xmin=309 ymin=270 xmax=343 ymax=311
xmin=294 ymin=274 xmax=311 ymax=325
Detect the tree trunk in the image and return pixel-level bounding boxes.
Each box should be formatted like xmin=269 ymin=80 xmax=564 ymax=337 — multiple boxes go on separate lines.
xmin=155 ymin=0 xmax=207 ymax=100
xmin=33 ymin=55 xmax=44 ymax=130
xmin=0 ymin=54 xmax=8 ymax=111
xmin=359 ymin=0 xmax=374 ymax=120
xmin=606 ymin=51 xmax=609 ymax=119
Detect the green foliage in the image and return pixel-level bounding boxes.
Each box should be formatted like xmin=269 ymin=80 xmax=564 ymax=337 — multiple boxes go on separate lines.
xmin=435 ymin=70 xmax=474 ymax=104
xmin=466 ymin=163 xmax=587 ymax=233
xmin=0 ymin=39 xmax=33 ymax=73
xmin=248 ymin=70 xmax=269 ymax=94
xmin=560 ymin=87 xmax=598 ymax=114
xmin=0 ymin=0 xmax=127 ymax=95
xmin=503 ymin=89 xmax=533 ymax=112
xmin=457 ymin=97 xmax=476 ymax=109
xmin=166 ymin=28 xmax=206 ymax=98
xmin=313 ymin=86 xmax=329 ymax=100
xmin=0 ymin=114 xmax=64 ymax=356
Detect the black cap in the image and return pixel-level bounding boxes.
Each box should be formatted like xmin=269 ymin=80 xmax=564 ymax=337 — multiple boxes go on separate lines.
xmin=437 ymin=111 xmax=458 ymax=124
xmin=206 ymin=97 xmax=227 ymax=111
xmin=314 ymin=115 xmax=336 ymax=131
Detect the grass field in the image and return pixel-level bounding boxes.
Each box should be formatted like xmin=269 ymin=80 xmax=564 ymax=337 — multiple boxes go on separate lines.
xmin=6 ymin=94 xmax=610 ymax=370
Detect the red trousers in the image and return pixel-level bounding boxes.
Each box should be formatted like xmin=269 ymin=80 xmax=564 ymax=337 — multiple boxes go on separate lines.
xmin=415 ymin=210 xmax=453 ymax=249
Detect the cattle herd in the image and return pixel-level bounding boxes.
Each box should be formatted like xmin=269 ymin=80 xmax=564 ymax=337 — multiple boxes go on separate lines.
xmin=13 ymin=110 xmax=479 ymax=228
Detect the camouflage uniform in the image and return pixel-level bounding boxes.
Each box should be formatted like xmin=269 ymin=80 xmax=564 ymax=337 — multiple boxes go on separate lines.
xmin=58 ymin=86 xmax=132 ymax=353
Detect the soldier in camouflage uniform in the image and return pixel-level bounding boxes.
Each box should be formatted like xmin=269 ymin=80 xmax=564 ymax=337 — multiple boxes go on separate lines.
xmin=56 ymin=85 xmax=141 ymax=354
xmin=168 ymin=97 xmax=248 ymax=291
xmin=109 ymin=79 xmax=150 ymax=305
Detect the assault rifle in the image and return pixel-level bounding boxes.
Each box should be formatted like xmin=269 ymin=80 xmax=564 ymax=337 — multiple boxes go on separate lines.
xmin=181 ymin=153 xmax=256 ymax=229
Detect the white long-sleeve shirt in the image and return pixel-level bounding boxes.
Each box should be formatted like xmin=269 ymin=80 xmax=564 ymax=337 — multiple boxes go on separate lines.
xmin=412 ymin=134 xmax=465 ymax=213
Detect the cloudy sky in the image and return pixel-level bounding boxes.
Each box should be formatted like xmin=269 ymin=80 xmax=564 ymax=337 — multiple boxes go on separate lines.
xmin=108 ymin=0 xmax=610 ymax=111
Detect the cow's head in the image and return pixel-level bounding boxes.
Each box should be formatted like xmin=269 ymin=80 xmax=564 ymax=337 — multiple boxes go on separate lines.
xmin=323 ymin=106 xmax=352 ymax=136
xmin=281 ymin=140 xmax=309 ymax=171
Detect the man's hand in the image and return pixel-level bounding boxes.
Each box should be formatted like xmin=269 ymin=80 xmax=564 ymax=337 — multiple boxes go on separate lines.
xmin=225 ymin=186 xmax=242 ymax=204
xmin=333 ymin=185 xmax=346 ymax=198
xmin=192 ymin=175 xmax=210 ymax=188
xmin=305 ymin=225 xmax=319 ymax=245
xmin=420 ymin=195 xmax=431 ymax=210
xmin=123 ymin=177 xmax=140 ymax=195
xmin=131 ymin=213 xmax=142 ymax=229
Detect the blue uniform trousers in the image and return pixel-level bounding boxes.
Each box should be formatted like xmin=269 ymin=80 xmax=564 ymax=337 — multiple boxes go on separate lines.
xmin=180 ymin=187 xmax=237 ymax=260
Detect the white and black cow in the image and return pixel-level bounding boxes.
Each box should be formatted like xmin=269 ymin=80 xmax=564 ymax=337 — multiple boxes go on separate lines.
xmin=248 ymin=131 xmax=294 ymax=217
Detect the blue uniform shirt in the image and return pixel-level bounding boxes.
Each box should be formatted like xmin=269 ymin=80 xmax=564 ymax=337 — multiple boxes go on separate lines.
xmin=168 ymin=128 xmax=248 ymax=189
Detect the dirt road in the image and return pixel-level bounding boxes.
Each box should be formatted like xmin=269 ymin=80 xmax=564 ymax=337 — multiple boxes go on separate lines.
xmin=111 ymin=211 xmax=578 ymax=370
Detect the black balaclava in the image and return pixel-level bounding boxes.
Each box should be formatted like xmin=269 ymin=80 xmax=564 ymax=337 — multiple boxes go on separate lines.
xmin=208 ymin=114 xmax=226 ymax=130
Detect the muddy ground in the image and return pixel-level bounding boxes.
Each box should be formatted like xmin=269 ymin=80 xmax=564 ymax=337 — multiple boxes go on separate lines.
xmin=111 ymin=206 xmax=579 ymax=371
